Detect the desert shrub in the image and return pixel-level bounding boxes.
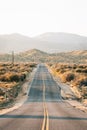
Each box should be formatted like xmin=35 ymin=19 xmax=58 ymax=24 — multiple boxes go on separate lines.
xmin=22 ymin=73 xmax=26 ymax=79
xmin=78 ymin=65 xmax=84 ymax=69
xmin=76 ymin=68 xmax=87 ymax=73
xmin=65 ymin=73 xmax=75 ymax=82
xmin=82 ymin=69 xmax=87 ymax=73
xmin=0 ymin=76 xmax=7 ymax=82
xmin=61 ymin=72 xmax=75 ymax=82
xmin=59 ymin=69 xmax=66 ymax=74
xmin=67 ymin=66 xmax=72 ymax=69
xmin=29 ymin=64 xmax=36 ymax=68
xmin=72 ymin=65 xmax=77 ymax=69
xmin=10 ymin=74 xmax=20 ymax=82
xmin=0 ymin=88 xmax=5 ymax=96
xmin=75 ymin=77 xmax=87 ymax=87
xmin=79 ymin=78 xmax=87 ymax=87
xmin=20 ymin=73 xmax=26 ymax=81
xmin=56 ymin=68 xmax=60 ymax=72
xmin=0 ymin=63 xmax=36 ymax=83
xmin=75 ymin=69 xmax=82 ymax=73
xmin=2 ymin=64 xmax=7 ymax=67
xmin=73 ymin=66 xmax=77 ymax=69
xmin=0 ymin=73 xmax=11 ymax=82
xmin=20 ymin=75 xmax=24 ymax=81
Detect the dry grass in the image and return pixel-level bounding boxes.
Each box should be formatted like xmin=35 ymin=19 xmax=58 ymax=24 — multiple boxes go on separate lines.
xmin=0 ymin=63 xmax=36 ymax=104
xmin=49 ymin=63 xmax=87 ymax=99
xmin=0 ymin=82 xmax=17 ymax=89
xmin=0 ymin=63 xmax=36 ymax=81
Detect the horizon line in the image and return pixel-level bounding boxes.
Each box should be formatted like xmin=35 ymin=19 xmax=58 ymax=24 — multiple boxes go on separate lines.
xmin=0 ymin=32 xmax=87 ymax=38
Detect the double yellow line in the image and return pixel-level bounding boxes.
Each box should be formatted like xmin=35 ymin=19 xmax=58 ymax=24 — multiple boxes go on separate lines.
xmin=42 ymin=76 xmax=49 ymax=130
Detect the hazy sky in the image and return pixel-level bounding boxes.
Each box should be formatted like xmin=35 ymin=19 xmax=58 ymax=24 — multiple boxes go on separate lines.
xmin=0 ymin=0 xmax=87 ymax=37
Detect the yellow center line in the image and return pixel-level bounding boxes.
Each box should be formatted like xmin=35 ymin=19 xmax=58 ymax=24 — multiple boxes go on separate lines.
xmin=42 ymin=75 xmax=49 ymax=130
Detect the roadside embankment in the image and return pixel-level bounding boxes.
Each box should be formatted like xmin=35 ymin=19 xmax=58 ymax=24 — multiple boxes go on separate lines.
xmin=0 ymin=63 xmax=37 ymax=109
xmin=47 ymin=63 xmax=87 ymax=113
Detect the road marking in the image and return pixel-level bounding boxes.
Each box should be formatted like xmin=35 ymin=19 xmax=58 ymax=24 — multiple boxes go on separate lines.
xmin=42 ymin=74 xmax=49 ymax=130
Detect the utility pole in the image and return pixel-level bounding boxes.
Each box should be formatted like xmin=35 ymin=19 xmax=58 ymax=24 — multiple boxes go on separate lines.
xmin=12 ymin=51 xmax=14 ymax=66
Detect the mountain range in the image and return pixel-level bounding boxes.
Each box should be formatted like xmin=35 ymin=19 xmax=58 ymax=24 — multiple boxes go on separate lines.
xmin=0 ymin=32 xmax=87 ymax=53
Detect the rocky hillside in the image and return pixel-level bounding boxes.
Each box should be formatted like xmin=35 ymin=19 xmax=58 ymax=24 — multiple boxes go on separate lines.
xmin=17 ymin=49 xmax=49 ymax=62
xmin=0 ymin=49 xmax=87 ymax=64
xmin=49 ymin=50 xmax=87 ymax=64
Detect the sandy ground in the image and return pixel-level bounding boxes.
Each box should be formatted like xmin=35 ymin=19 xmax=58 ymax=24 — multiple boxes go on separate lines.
xmin=66 ymin=100 xmax=87 ymax=113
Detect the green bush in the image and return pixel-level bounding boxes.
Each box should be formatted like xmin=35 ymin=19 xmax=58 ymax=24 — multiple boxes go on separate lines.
xmin=10 ymin=74 xmax=20 ymax=82
xmin=79 ymin=78 xmax=87 ymax=87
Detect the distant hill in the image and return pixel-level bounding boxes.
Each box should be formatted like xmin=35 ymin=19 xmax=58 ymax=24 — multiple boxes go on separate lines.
xmin=17 ymin=49 xmax=49 ymax=62
xmin=50 ymin=50 xmax=87 ymax=64
xmin=36 ymin=32 xmax=87 ymax=52
xmin=0 ymin=32 xmax=87 ymax=53
xmin=0 ymin=49 xmax=87 ymax=64
xmin=0 ymin=33 xmax=41 ymax=53
xmin=68 ymin=50 xmax=87 ymax=56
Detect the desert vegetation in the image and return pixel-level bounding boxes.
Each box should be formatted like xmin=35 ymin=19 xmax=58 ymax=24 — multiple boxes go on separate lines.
xmin=0 ymin=49 xmax=87 ymax=64
xmin=0 ymin=62 xmax=36 ymax=107
xmin=48 ymin=63 xmax=87 ymax=100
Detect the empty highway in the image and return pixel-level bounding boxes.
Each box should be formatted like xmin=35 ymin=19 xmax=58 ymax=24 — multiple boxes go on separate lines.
xmin=0 ymin=64 xmax=87 ymax=130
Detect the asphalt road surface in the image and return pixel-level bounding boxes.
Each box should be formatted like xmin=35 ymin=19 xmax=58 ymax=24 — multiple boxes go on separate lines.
xmin=0 ymin=64 xmax=87 ymax=130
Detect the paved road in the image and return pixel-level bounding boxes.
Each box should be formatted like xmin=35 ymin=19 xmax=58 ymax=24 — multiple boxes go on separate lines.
xmin=0 ymin=64 xmax=87 ymax=130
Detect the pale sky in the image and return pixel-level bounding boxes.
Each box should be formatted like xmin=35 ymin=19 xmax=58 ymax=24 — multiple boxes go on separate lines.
xmin=0 ymin=0 xmax=87 ymax=37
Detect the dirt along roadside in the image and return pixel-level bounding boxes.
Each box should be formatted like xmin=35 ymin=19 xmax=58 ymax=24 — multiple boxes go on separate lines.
xmin=0 ymin=67 xmax=37 ymax=115
xmin=47 ymin=64 xmax=87 ymax=113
